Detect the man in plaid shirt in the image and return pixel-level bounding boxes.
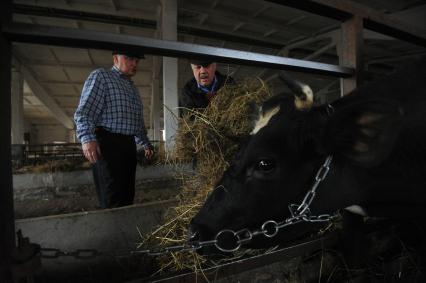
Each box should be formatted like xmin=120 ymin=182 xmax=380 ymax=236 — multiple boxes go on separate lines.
xmin=74 ymin=49 xmax=153 ymax=208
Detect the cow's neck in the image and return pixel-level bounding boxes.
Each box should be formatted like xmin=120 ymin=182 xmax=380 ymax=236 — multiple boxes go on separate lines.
xmin=362 ymin=179 xmax=426 ymax=219
xmin=314 ymin=162 xmax=426 ymax=219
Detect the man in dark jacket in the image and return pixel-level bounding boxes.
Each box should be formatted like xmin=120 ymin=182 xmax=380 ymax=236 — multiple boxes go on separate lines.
xmin=179 ymin=60 xmax=235 ymax=117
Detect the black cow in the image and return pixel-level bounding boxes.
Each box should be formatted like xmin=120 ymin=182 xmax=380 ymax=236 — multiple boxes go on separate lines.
xmin=189 ymin=57 xmax=426 ymax=253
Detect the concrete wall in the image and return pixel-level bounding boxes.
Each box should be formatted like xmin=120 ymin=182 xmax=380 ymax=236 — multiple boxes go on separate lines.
xmin=16 ymin=200 xmax=176 ymax=253
xmin=12 ymin=164 xmax=191 ymax=280
xmin=13 ymin=164 xmax=188 ymax=200
xmin=15 ymin=200 xmax=178 ymax=280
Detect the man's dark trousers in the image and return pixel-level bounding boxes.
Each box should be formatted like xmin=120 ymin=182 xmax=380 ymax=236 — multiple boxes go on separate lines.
xmin=92 ymin=128 xmax=137 ymax=208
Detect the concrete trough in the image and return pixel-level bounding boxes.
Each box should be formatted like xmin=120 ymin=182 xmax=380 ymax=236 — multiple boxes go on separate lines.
xmin=13 ymin=164 xmax=185 ymax=200
xmin=15 ymin=199 xmax=178 ymax=282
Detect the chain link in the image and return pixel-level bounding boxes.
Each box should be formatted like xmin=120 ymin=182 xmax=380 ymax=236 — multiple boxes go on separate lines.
xmin=40 ymin=155 xmax=336 ymax=258
xmin=40 ymin=248 xmax=101 ymax=259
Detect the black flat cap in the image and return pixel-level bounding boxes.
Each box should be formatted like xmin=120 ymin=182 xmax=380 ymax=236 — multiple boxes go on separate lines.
xmin=112 ymin=49 xmax=145 ymax=59
xmin=190 ymin=60 xmax=213 ymax=67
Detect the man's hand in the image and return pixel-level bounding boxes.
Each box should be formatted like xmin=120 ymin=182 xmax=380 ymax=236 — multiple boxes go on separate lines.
xmin=144 ymin=147 xmax=154 ymax=160
xmin=137 ymin=144 xmax=154 ymax=165
xmin=82 ymin=141 xmax=100 ymax=164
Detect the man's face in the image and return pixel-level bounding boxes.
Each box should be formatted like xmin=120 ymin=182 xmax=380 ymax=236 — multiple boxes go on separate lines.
xmin=191 ymin=63 xmax=217 ymax=86
xmin=113 ymin=54 xmax=139 ymax=77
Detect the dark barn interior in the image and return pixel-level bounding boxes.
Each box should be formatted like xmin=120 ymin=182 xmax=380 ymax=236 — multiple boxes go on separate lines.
xmin=1 ymin=0 xmax=425 ymax=282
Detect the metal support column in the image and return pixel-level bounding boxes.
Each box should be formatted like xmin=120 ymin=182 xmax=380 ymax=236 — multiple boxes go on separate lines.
xmin=11 ymin=61 xmax=25 ymax=144
xmin=151 ymin=67 xmax=161 ymax=141
xmin=150 ymin=6 xmax=162 ymax=142
xmin=161 ymin=0 xmax=179 ymax=153
xmin=0 ymin=0 xmax=15 ymax=281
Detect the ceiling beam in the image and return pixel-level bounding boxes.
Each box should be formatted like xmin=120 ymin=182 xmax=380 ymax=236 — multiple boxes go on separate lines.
xmin=366 ymin=50 xmax=426 ymax=65
xmin=256 ymin=27 xmax=339 ymax=78
xmin=13 ymin=3 xmax=284 ymax=49
xmin=264 ymin=39 xmax=336 ymax=82
xmin=13 ymin=4 xmax=157 ymax=29
xmin=3 ymin=24 xmax=353 ymax=77
xmin=180 ymin=2 xmax=305 ymax=35
xmin=16 ymin=57 xmax=75 ymax=129
xmin=264 ymin=0 xmax=426 ymax=47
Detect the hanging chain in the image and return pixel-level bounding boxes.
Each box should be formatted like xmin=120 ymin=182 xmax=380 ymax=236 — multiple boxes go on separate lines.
xmin=40 ymin=155 xmax=336 ymax=258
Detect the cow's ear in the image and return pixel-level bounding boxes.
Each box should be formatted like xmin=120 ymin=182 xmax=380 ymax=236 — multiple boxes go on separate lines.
xmin=325 ymin=99 xmax=403 ymax=167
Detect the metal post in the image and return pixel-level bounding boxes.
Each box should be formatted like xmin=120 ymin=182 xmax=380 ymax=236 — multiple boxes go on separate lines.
xmin=151 ymin=75 xmax=161 ymax=141
xmin=161 ymin=0 xmax=179 ymax=153
xmin=11 ymin=61 xmax=25 ymax=144
xmin=0 ymin=0 xmax=15 ymax=280
xmin=150 ymin=6 xmax=162 ymax=142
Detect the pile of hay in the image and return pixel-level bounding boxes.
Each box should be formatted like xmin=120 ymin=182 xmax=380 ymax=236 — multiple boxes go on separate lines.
xmin=139 ymin=78 xmax=273 ymax=274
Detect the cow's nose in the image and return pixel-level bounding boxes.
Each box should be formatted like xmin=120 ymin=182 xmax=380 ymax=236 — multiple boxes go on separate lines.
xmin=187 ymin=223 xmax=199 ymax=241
xmin=188 ymin=222 xmax=222 ymax=256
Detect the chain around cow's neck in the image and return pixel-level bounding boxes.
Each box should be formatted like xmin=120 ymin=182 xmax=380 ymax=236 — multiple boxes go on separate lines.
xmin=130 ymin=155 xmax=337 ymax=255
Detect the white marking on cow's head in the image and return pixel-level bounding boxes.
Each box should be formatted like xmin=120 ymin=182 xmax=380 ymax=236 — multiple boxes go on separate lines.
xmin=345 ymin=205 xmax=368 ymax=216
xmin=251 ymin=105 xmax=281 ymax=135
xmin=294 ymin=84 xmax=314 ymax=110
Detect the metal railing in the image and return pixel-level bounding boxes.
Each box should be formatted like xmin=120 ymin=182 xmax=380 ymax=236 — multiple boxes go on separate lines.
xmin=11 ymin=140 xmax=164 ymax=167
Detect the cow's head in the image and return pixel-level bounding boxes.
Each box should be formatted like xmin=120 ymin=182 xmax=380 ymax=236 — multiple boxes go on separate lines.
xmin=189 ymin=72 xmax=403 ymax=254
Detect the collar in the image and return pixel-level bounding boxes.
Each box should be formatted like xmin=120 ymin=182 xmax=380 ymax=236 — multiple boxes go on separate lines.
xmin=111 ymin=65 xmax=133 ymax=81
xmin=197 ymin=75 xmax=218 ymax=94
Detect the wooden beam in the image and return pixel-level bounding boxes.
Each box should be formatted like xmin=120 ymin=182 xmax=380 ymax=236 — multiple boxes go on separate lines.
xmin=338 ymin=16 xmax=363 ymax=96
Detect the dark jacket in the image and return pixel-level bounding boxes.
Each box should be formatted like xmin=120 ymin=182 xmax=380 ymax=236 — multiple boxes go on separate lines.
xmin=179 ymin=71 xmax=235 ymax=117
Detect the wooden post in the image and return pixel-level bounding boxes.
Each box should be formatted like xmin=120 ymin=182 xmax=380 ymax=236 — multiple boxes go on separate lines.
xmin=338 ymin=15 xmax=363 ymax=96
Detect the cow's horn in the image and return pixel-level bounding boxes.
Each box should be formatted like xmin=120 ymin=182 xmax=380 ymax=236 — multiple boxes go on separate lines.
xmin=279 ymin=71 xmax=314 ymax=110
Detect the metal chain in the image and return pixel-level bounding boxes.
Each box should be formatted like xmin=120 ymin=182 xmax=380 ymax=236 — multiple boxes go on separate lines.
xmin=40 ymin=155 xmax=336 ymax=258
xmin=40 ymin=248 xmax=102 ymax=259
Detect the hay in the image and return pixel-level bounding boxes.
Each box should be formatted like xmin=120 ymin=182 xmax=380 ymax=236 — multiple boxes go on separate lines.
xmin=139 ymin=78 xmax=273 ymax=273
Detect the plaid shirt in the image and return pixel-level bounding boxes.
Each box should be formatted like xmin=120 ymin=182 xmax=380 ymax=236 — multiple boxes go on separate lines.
xmin=74 ymin=66 xmax=150 ymax=146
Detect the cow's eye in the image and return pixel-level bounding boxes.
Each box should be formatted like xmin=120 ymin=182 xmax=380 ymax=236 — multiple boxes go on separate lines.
xmin=255 ymin=159 xmax=276 ymax=173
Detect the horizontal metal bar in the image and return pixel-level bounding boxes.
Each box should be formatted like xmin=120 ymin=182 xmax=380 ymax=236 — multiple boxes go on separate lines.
xmin=2 ymin=24 xmax=353 ymax=77
xmin=264 ymin=0 xmax=426 ymax=47
xmin=137 ymin=232 xmax=338 ymax=283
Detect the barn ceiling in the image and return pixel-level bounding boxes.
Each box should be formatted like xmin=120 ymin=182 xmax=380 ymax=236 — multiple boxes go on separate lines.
xmin=10 ymin=0 xmax=426 ymax=131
